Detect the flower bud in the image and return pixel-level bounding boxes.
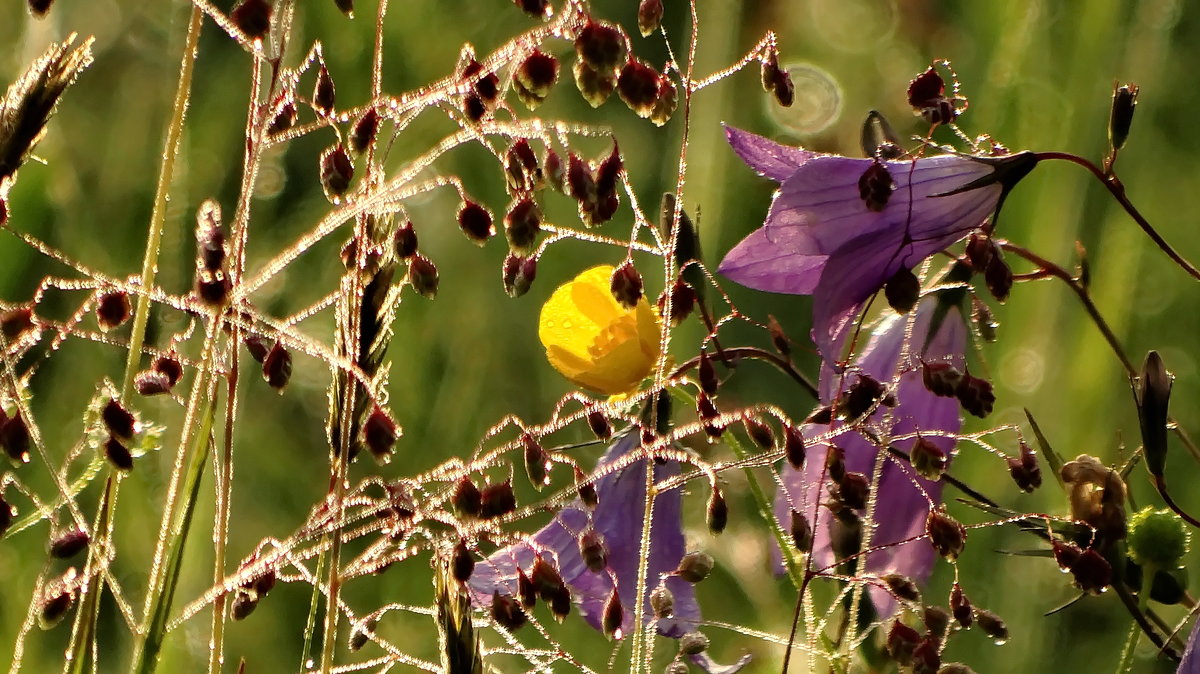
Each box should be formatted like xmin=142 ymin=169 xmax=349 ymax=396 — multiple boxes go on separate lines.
xmin=922 ymin=362 xmax=962 ymax=398
xmin=514 ymin=50 xmax=559 ymax=110
xmin=451 ymin=476 xmax=483 ymax=518
xmin=707 ymin=485 xmax=728 ymax=535
xmin=319 ymin=144 xmax=354 ymax=203
xmin=2 ymin=412 xmax=31 ymax=464
xmin=451 ymin=539 xmax=475 ymax=582
xmin=679 ymin=630 xmax=709 ymax=655
xmin=407 ymin=254 xmax=439 ymax=299
xmin=231 ymin=0 xmax=271 ymax=41
xmin=195 ymin=271 xmax=232 ymax=307
xmin=886 ymin=620 xmax=921 ymax=665
xmin=602 ymin=586 xmax=624 ymax=639
xmin=790 ymin=509 xmax=813 ymax=553
xmin=926 ymin=507 xmax=966 ymax=560
xmin=579 ymin=529 xmax=609 ymax=572
xmin=349 ymin=109 xmax=380 ymax=154
xmin=1128 ymin=506 xmax=1189 ymax=568
xmin=522 ymin=433 xmax=550 ymax=489
xmin=650 ymin=582 xmax=674 ymax=618
xmin=504 ymin=197 xmax=541 ymax=254
xmin=955 ymin=372 xmax=995 ymax=418
xmin=742 ymin=414 xmax=774 ymax=450
xmin=910 ymin=437 xmax=948 ymax=481
xmin=974 ymin=608 xmax=1008 ymax=644
xmin=676 ymin=551 xmax=714 ymax=583
xmin=566 ymin=152 xmax=596 ymax=206
xmin=393 ymin=221 xmax=418 ymax=259
xmin=610 ymin=261 xmax=644 ymax=309
xmin=195 ymin=200 xmax=226 ymax=272
xmin=638 ymin=0 xmax=664 ymax=36
xmin=362 ymin=407 xmax=398 ymax=463
xmin=512 ymin=0 xmax=548 ymax=16
xmin=49 ymin=527 xmax=88 ymax=559
xmin=96 ymin=291 xmax=131 ymax=331
xmin=458 ymin=200 xmax=495 ymax=246
xmin=1109 ymin=83 xmax=1138 ymax=153
xmin=262 ymin=341 xmax=293 ymax=392
xmin=312 ymin=63 xmax=336 ymax=116
xmin=1137 ymin=350 xmax=1171 ymax=477
xmin=479 ymin=480 xmax=516 ymax=519
xmin=491 ymin=591 xmax=527 ymax=631
xmin=884 ymin=266 xmax=920 ymax=314
xmin=104 ymin=435 xmax=133 ymax=472
xmin=950 ymin=582 xmax=972 ymax=629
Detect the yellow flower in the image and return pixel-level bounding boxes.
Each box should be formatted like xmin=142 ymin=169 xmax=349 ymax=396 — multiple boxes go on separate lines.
xmin=539 ymin=265 xmax=662 ymax=395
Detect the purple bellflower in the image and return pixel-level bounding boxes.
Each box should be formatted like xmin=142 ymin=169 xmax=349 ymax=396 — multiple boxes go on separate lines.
xmin=719 ymin=125 xmax=1032 ymax=362
xmin=1181 ymin=620 xmax=1200 ymax=674
xmin=776 ymin=296 xmax=967 ymax=619
xmin=469 ymin=431 xmax=751 ymax=673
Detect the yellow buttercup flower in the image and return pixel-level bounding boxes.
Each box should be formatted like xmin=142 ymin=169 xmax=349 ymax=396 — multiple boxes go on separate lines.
xmin=539 ymin=265 xmax=662 ymax=395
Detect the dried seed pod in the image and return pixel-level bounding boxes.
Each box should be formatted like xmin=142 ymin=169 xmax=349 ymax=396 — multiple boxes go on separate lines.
xmin=922 ymin=362 xmax=963 ymax=398
xmin=575 ymin=20 xmax=627 ymax=73
xmin=349 ymin=109 xmax=380 ymax=154
xmin=153 ymin=353 xmax=184 ymax=387
xmin=574 ymin=466 xmax=599 ymax=508
xmin=926 ymin=507 xmax=966 ymax=560
xmin=638 ymin=0 xmax=664 ymax=36
xmin=451 ymin=540 xmax=475 ymax=582
xmin=609 ymin=261 xmax=643 ymax=309
xmin=1007 ymin=441 xmax=1042 ymax=492
xmin=679 ymin=630 xmax=709 ymax=655
xmin=858 ymin=160 xmax=895 ymax=212
xmin=504 ymin=197 xmax=541 ymax=254
xmin=955 ymin=372 xmax=995 ymax=418
xmin=362 ymin=407 xmax=398 ymax=463
xmin=393 ymin=221 xmax=418 ymax=259
xmin=586 ymin=408 xmax=612 ymax=442
xmin=451 ymin=475 xmax=483 ymax=518
xmin=38 ymin=568 xmax=78 ymax=629
xmin=244 ymin=334 xmax=270 ymax=363
xmin=602 ymin=586 xmax=624 ymax=639
xmin=2 ymin=412 xmax=31 ymax=464
xmin=741 ymin=414 xmax=775 ymax=450
xmin=1 ymin=308 xmax=37 ymax=341
xmin=49 ymin=527 xmax=88 ymax=559
xmin=514 ymin=50 xmax=559 ymax=110
xmin=457 ymin=200 xmax=495 ymax=246
xmin=790 ymin=509 xmax=813 ymax=552
xmin=706 ymin=485 xmax=727 ymax=535
xmin=479 ymin=480 xmax=516 ymax=519
xmin=650 ymin=582 xmax=674 ymax=618
xmin=96 ymin=291 xmax=131 ymax=331
xmin=262 ymin=341 xmax=293 ymax=392
xmin=659 ymin=279 xmax=695 ymax=326
xmin=841 ymin=374 xmax=888 ymax=419
xmin=348 ymin=616 xmax=377 ymax=651
xmin=832 ymin=471 xmax=869 ymax=510
xmin=266 ymin=98 xmax=297 ymax=137
xmin=104 ymin=436 xmax=133 ymax=472
xmin=407 ymin=254 xmax=439 ymax=299
xmin=195 ymin=271 xmax=232 ymax=307
xmin=617 ymin=59 xmax=660 ymax=117
xmin=319 ymin=144 xmax=354 ymax=202
xmin=676 ymin=551 xmax=714 ymax=583
xmin=950 ymin=582 xmax=972 ymax=629
xmin=784 ymin=424 xmax=806 ymax=470
xmin=910 ymin=437 xmax=948 ymax=481
xmin=230 ymin=589 xmax=258 ymax=620
xmin=908 ymin=66 xmax=956 ymax=126
xmin=490 ymin=591 xmax=527 ymax=631
xmin=974 ymin=608 xmax=1008 ymax=644
xmin=885 ymin=619 xmax=921 ymax=665
xmin=231 ymin=0 xmax=272 ymax=41
xmin=882 ymin=573 xmax=921 ymax=603
xmin=312 ymin=63 xmax=336 ymax=116
xmin=522 ymin=433 xmax=550 ymax=489
xmin=504 ymin=138 xmax=541 ymax=193
xmin=102 ymin=399 xmax=136 ymax=441
xmin=650 ymin=75 xmax=678 ymax=126
xmin=572 ymin=60 xmax=616 ymax=108
xmin=884 ymin=266 xmax=920 ymax=314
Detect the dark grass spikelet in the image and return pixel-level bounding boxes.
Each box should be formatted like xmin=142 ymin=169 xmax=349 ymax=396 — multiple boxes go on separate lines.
xmin=2 ymin=411 xmax=32 ymax=464
xmin=95 ymin=291 xmax=132 ymax=331
xmin=490 ymin=591 xmax=527 ymax=631
xmin=104 ymin=435 xmax=134 ymax=472
xmin=651 ymin=583 xmax=674 ymax=618
xmin=0 ymin=34 xmax=94 ymax=182
xmin=262 ymin=341 xmax=293 ymax=392
xmin=231 ymin=0 xmax=272 ymax=42
xmin=707 ymin=485 xmax=728 ymax=534
xmin=479 ymin=480 xmax=516 ymax=519
xmin=609 ymin=261 xmax=643 ymax=309
xmin=0 ymin=493 xmax=13 ymax=538
xmin=602 ymin=587 xmax=624 ymax=639
xmin=48 ymin=527 xmax=88 ymax=559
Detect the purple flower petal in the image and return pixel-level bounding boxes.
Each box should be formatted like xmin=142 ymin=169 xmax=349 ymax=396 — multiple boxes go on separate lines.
xmin=1181 ymin=618 xmax=1200 ymax=673
xmin=723 ymin=124 xmax=817 ymax=183
xmin=775 ymin=300 xmax=966 ymax=618
xmin=470 ymin=432 xmax=749 ymax=672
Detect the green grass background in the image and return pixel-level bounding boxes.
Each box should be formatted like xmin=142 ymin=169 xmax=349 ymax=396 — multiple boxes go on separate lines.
xmin=0 ymin=0 xmax=1197 ymax=672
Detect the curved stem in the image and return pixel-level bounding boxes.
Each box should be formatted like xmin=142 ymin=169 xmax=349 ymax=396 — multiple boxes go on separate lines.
xmin=1034 ymin=151 xmax=1200 ymax=281
xmin=672 ymin=346 xmax=819 ymax=398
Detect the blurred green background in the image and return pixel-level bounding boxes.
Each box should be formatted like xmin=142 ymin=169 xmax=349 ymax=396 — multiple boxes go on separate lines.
xmin=0 ymin=0 xmax=1197 ymax=672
